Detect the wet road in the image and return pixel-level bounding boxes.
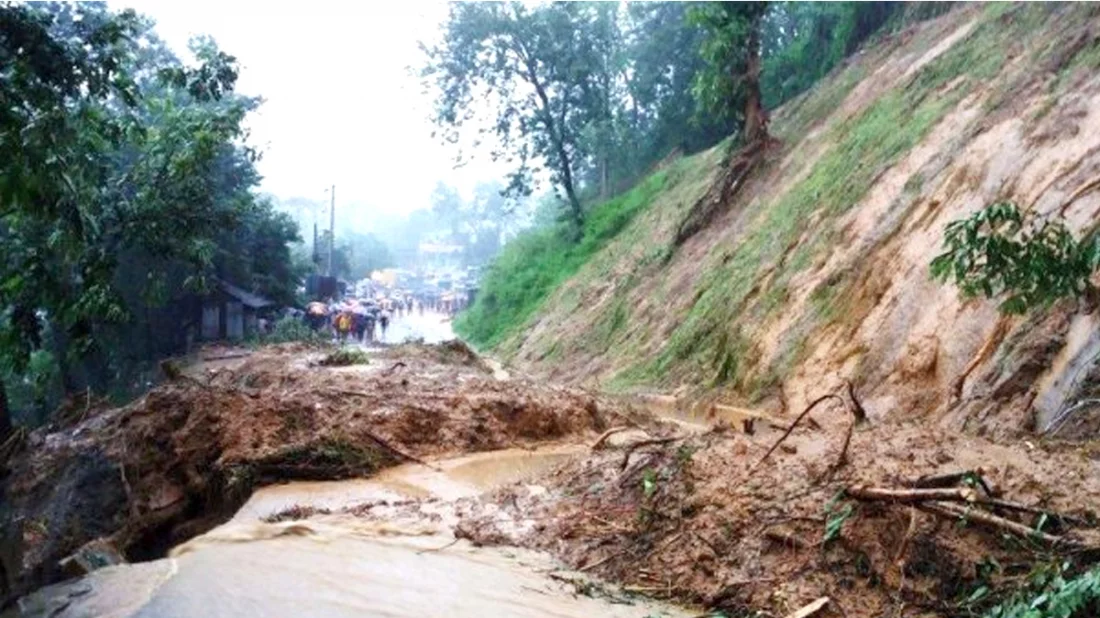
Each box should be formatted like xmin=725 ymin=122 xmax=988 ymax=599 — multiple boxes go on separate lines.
xmin=373 ymin=310 xmax=456 ymax=345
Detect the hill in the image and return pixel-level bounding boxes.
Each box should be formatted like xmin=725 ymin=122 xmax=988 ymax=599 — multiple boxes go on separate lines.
xmin=462 ymin=3 xmax=1100 ymax=440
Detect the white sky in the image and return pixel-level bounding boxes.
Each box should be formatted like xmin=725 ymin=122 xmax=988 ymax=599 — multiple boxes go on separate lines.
xmin=114 ymin=1 xmax=510 ymax=233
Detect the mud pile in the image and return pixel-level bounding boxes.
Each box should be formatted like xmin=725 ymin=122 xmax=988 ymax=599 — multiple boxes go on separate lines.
xmin=0 ymin=342 xmax=615 ymax=605
xmin=456 ymin=396 xmax=1100 ymax=617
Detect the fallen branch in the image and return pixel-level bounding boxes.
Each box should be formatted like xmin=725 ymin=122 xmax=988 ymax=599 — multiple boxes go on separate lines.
xmin=579 ymin=549 xmax=626 ymax=572
xmin=620 ymin=437 xmax=681 ymax=471
xmin=382 ymin=361 xmax=407 ymax=377
xmin=764 ymin=529 xmax=809 ymax=549
xmin=918 ymin=501 xmax=1077 ymax=547
xmin=845 ymin=379 xmax=867 ymax=424
xmin=591 ymin=426 xmax=632 ymax=451
xmin=907 ymin=470 xmax=998 ymax=497
xmin=976 ymin=497 xmax=1089 ymax=528
xmin=752 ymin=394 xmax=844 ymax=471
xmin=416 ymin=537 xmax=460 ymax=554
xmin=847 ymin=485 xmax=979 ymax=504
xmin=784 ymin=597 xmax=830 ymax=618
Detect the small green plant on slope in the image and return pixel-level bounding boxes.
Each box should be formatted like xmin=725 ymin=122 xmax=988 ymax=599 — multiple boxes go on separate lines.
xmin=931 ymin=202 xmax=1100 ymax=314
xmin=980 ymin=562 xmax=1100 ymax=618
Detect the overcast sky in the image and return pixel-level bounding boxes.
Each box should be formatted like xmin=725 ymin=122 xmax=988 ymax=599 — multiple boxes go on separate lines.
xmin=114 ymin=1 xmax=510 ymax=233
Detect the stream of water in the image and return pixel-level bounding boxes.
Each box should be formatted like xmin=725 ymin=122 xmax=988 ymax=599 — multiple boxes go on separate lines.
xmin=11 ymin=447 xmax=691 ymax=618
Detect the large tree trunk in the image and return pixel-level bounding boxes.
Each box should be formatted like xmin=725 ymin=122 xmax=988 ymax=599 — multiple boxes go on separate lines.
xmin=525 ymin=60 xmax=584 ymax=237
xmin=741 ymin=17 xmax=768 ymax=145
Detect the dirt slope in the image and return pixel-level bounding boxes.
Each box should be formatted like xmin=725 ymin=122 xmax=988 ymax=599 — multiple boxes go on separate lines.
xmin=0 ymin=343 xmax=616 ymax=606
xmin=499 ymin=3 xmax=1100 ymax=438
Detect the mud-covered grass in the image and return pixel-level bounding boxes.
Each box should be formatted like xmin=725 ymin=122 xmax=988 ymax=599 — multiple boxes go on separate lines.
xmin=613 ymin=4 xmax=1035 ymax=391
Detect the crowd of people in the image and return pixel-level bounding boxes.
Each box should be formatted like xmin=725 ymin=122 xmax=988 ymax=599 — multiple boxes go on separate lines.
xmin=303 ymin=296 xmax=423 ymax=344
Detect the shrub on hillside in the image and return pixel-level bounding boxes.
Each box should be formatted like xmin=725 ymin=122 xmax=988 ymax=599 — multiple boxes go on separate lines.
xmin=931 ymin=202 xmax=1100 ymax=314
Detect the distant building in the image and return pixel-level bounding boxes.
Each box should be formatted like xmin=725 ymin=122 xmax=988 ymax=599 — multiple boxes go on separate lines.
xmin=200 ymin=280 xmax=274 ymax=341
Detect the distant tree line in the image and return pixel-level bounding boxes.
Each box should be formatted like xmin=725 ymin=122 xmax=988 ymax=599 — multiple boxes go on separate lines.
xmin=422 ymin=1 xmax=924 ymax=238
xmin=0 ymin=2 xmax=302 ymax=432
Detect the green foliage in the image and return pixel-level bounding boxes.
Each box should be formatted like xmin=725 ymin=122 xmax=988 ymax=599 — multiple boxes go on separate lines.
xmin=318 ymin=348 xmax=370 ymax=367
xmin=455 ymin=171 xmax=668 ymax=348
xmin=931 ymin=202 xmax=1099 ymax=315
xmin=0 ymin=2 xmax=302 ymax=427
xmin=423 ymin=2 xmax=618 ymax=230
xmin=761 ymin=3 xmax=901 ymax=109
xmin=690 ymin=2 xmax=770 ymax=129
xmin=258 ymin=316 xmax=327 ymax=347
xmin=823 ymin=492 xmax=855 ymax=543
xmin=641 ymin=468 xmax=659 ymax=498
xmin=983 ymin=563 xmax=1100 ymax=618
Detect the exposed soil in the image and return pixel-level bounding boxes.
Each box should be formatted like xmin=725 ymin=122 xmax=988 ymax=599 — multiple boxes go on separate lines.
xmin=0 ymin=342 xmax=618 ymax=606
xmin=454 ymin=395 xmax=1100 ymax=617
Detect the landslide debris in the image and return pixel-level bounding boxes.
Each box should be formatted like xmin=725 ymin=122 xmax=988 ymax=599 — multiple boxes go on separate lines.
xmin=455 ymin=396 xmax=1100 ymax=617
xmin=0 ymin=342 xmax=615 ymax=605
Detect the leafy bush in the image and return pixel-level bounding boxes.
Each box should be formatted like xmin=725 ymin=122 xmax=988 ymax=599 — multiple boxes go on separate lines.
xmin=259 ymin=316 xmax=328 ymax=346
xmin=931 ymin=202 xmax=1100 ymax=314
xmin=318 ymin=348 xmax=369 ymax=367
xmin=983 ymin=563 xmax=1100 ymax=618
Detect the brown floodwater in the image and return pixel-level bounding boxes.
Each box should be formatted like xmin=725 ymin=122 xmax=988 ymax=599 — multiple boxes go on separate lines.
xmin=11 ymin=446 xmax=690 ymax=618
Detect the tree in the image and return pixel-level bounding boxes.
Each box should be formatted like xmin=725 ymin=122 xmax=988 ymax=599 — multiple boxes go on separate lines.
xmin=422 ymin=2 xmax=611 ymax=237
xmin=0 ymin=2 xmax=302 ymax=431
xmin=690 ymin=2 xmax=772 ymax=145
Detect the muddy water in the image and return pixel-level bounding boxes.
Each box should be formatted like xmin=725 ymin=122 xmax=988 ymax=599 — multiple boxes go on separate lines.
xmin=13 ymin=446 xmax=689 ymax=618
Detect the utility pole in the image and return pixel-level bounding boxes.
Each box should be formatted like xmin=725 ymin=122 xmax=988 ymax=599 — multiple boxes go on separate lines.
xmin=327 ymin=184 xmax=335 ymax=277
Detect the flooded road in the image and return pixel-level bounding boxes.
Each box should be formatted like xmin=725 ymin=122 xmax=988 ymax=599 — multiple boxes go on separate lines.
xmin=12 ymin=446 xmax=690 ymax=618
xmin=379 ymin=310 xmax=456 ymax=345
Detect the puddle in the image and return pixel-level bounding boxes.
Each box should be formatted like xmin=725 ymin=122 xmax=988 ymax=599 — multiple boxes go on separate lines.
xmin=11 ymin=445 xmax=691 ymax=618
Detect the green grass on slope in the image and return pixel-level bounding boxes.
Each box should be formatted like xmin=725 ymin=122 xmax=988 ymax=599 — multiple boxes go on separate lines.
xmin=615 ymin=3 xmax=1022 ymax=392
xmin=455 ymin=171 xmax=670 ymax=349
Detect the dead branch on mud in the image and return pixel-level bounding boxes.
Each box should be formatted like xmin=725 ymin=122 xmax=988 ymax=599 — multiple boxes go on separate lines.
xmin=783 ymin=597 xmax=830 ymax=618
xmin=752 ymin=394 xmax=843 ymax=471
xmin=845 ymin=379 xmax=868 ymax=424
xmin=847 ymin=478 xmax=1092 ymax=549
xmin=847 ymin=485 xmax=980 ymax=504
xmin=591 ymin=426 xmax=632 ymax=451
xmin=619 ymin=437 xmax=682 ymax=471
xmin=917 ymin=501 xmax=1076 ymax=547
xmin=906 ymin=469 xmax=998 ymax=496
xmin=382 ymin=361 xmax=407 ymax=377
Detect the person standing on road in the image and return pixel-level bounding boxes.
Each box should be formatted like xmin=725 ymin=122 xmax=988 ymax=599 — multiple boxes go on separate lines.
xmin=379 ymin=307 xmax=391 ymax=341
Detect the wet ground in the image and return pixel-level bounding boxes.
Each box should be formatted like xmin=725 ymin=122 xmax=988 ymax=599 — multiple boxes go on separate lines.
xmin=374 ymin=310 xmax=456 ymax=345
xmin=11 ymin=445 xmax=690 ymax=618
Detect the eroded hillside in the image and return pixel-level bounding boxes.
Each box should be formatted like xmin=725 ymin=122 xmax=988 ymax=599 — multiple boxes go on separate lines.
xmin=496 ymin=3 xmax=1100 ymax=438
